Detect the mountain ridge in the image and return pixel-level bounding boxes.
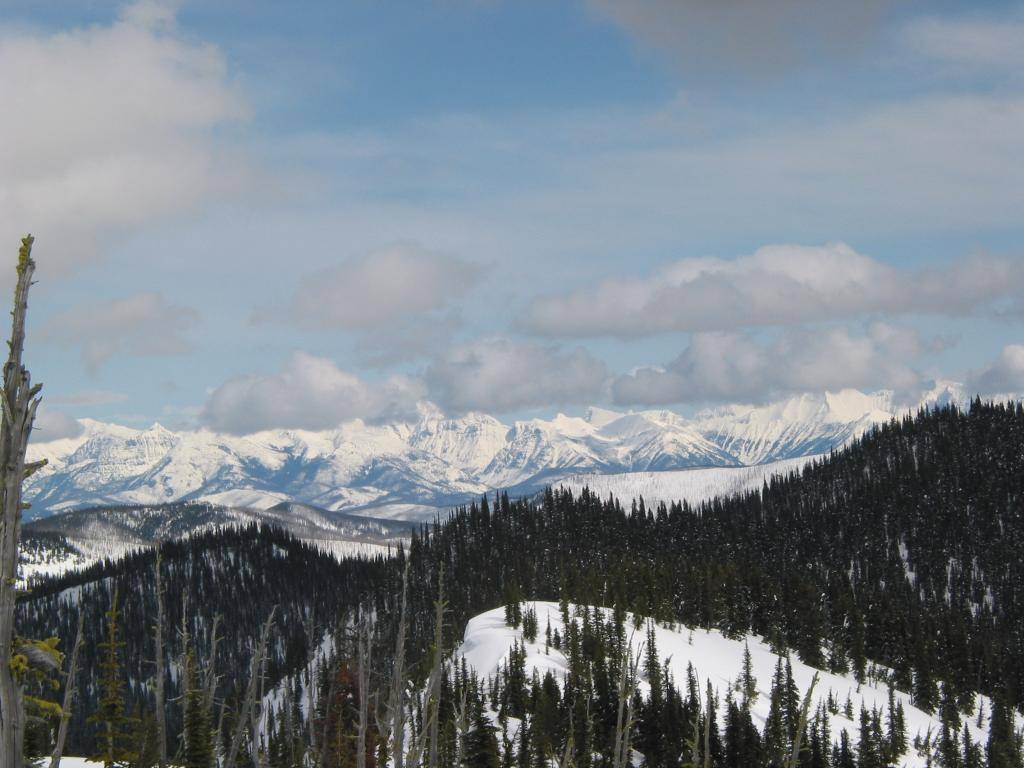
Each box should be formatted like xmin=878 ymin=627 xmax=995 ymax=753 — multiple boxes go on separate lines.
xmin=25 ymin=384 xmax=972 ymax=520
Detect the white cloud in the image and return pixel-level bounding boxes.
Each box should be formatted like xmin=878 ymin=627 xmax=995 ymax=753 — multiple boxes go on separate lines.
xmin=425 ymin=337 xmax=608 ymax=413
xmin=967 ymin=344 xmax=1024 ymax=397
xmin=525 ymin=243 xmax=1023 ymax=337
xmin=612 ymin=323 xmax=928 ymax=406
xmin=40 ymin=292 xmax=198 ymax=371
xmin=200 ymin=352 xmax=425 ymax=434
xmin=0 ymin=1 xmax=248 ymax=280
xmin=266 ymin=244 xmax=482 ymax=331
xmin=31 ymin=407 xmax=84 ymax=443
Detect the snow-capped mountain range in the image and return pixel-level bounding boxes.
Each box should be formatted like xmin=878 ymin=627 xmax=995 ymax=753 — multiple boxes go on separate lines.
xmin=25 ymin=384 xmax=969 ymax=521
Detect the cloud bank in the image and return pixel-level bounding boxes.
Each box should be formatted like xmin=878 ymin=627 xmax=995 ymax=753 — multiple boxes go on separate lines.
xmin=968 ymin=344 xmax=1024 ymax=397
xmin=0 ymin=1 xmax=248 ymax=279
xmin=612 ymin=324 xmax=929 ymax=406
xmin=272 ymin=245 xmax=483 ymax=330
xmin=425 ymin=338 xmax=608 ymax=413
xmin=525 ymin=244 xmax=1023 ymax=338
xmin=31 ymin=408 xmax=84 ymax=443
xmin=200 ymin=352 xmax=425 ymax=434
xmin=40 ymin=292 xmax=198 ymax=372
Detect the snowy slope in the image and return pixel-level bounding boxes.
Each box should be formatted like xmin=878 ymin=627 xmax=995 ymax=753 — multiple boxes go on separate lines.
xmin=557 ymin=454 xmax=817 ymax=509
xmin=458 ymin=602 xmax=1009 ymax=768
xmin=25 ymin=386 xmax=974 ymax=521
xmin=693 ymin=390 xmax=896 ymax=465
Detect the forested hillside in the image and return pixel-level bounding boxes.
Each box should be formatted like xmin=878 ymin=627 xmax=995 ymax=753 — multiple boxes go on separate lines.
xmin=403 ymin=400 xmax=1024 ymax=710
xmin=16 ymin=400 xmax=1024 ymax=766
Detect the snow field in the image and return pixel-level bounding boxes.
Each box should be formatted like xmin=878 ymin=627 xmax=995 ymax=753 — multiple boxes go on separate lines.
xmin=457 ymin=602 xmax=1010 ymax=768
xmin=556 ymin=454 xmax=816 ymax=510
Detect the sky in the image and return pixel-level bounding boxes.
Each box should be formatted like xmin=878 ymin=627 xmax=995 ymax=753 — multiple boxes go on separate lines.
xmin=2 ymin=0 xmax=1024 ymax=438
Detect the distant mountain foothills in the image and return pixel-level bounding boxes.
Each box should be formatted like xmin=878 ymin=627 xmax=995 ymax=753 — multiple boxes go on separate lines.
xmin=25 ymin=384 xmax=967 ymax=521
xmin=19 ymin=500 xmax=413 ymax=583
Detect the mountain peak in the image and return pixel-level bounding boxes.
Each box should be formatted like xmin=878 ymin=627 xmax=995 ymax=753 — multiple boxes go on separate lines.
xmin=24 ymin=385 xmax=993 ymax=520
xmin=584 ymin=406 xmax=624 ymax=428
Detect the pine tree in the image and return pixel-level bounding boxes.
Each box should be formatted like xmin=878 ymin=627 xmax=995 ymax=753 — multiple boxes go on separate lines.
xmin=883 ymin=686 xmax=907 ymax=763
xmin=88 ymin=589 xmax=137 ymax=768
xmin=833 ymin=730 xmax=855 ymax=768
xmin=962 ymin=723 xmax=983 ymax=768
xmin=857 ymin=706 xmax=881 ymax=768
xmin=782 ymin=657 xmax=800 ymax=742
xmin=182 ymin=647 xmax=214 ymax=768
xmin=986 ymin=694 xmax=1024 ymax=768
xmin=740 ymin=643 xmax=757 ymax=706
xmin=936 ymin=683 xmax=962 ymax=768
xmin=463 ymin=686 xmax=500 ymax=768
xmin=763 ymin=657 xmax=788 ymax=767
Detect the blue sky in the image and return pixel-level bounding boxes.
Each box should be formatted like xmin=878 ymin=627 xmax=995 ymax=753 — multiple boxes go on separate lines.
xmin=3 ymin=0 xmax=1024 ymax=437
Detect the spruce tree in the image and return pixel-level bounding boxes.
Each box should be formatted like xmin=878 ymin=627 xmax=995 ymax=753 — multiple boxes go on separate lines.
xmin=740 ymin=643 xmax=758 ymax=706
xmin=463 ymin=688 xmax=500 ymax=768
xmin=182 ymin=647 xmax=213 ymax=768
xmin=763 ymin=657 xmax=788 ymax=767
xmin=937 ymin=683 xmax=962 ymax=768
xmin=88 ymin=589 xmax=137 ymax=768
xmin=986 ymin=694 xmax=1024 ymax=768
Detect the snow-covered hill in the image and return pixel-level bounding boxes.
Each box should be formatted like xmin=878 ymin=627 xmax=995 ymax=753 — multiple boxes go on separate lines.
xmin=24 ymin=385 xmax=970 ymax=521
xmin=19 ymin=500 xmax=413 ymax=583
xmin=458 ymin=602 xmax=1010 ymax=768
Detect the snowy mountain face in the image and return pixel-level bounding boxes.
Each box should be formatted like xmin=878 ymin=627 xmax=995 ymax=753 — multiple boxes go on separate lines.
xmin=24 ymin=386 xmax=969 ymax=521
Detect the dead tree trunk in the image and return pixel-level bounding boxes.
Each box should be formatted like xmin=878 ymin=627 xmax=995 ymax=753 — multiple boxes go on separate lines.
xmin=611 ymin=635 xmax=641 ymax=768
xmin=0 ymin=236 xmax=45 ymax=768
xmin=48 ymin=610 xmax=84 ymax=768
xmin=355 ymin=613 xmax=372 ymax=768
xmin=224 ymin=607 xmax=276 ymax=768
xmin=784 ymin=672 xmax=819 ymax=768
xmin=427 ymin=570 xmax=446 ymax=768
xmin=203 ymin=615 xmax=222 ymax=715
xmin=383 ymin=563 xmax=410 ymax=768
xmin=153 ymin=550 xmax=168 ymax=767
xmin=407 ymin=577 xmax=446 ymax=768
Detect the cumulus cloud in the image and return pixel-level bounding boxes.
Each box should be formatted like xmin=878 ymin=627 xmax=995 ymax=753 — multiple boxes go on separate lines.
xmin=425 ymin=338 xmax=608 ymax=413
xmin=269 ymin=245 xmax=483 ymax=331
xmin=40 ymin=292 xmax=198 ymax=371
xmin=967 ymin=344 xmax=1024 ymax=397
xmin=31 ymin=408 xmax=84 ymax=443
xmin=0 ymin=1 xmax=248 ymax=280
xmin=200 ymin=352 xmax=425 ymax=434
xmin=612 ymin=323 xmax=928 ymax=406
xmin=585 ymin=0 xmax=890 ymax=73
xmin=525 ymin=243 xmax=1024 ymax=338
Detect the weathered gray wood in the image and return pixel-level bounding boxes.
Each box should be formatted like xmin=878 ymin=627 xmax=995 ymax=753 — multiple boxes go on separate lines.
xmin=785 ymin=672 xmax=819 ymax=768
xmin=203 ymin=615 xmax=222 ymax=714
xmin=153 ymin=550 xmax=168 ymax=767
xmin=48 ymin=610 xmax=84 ymax=768
xmin=611 ymin=633 xmax=641 ymax=768
xmin=389 ymin=564 xmax=410 ymax=768
xmin=0 ymin=236 xmax=44 ymax=768
xmin=355 ymin=613 xmax=372 ymax=768
xmin=224 ymin=607 xmax=275 ymax=768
